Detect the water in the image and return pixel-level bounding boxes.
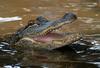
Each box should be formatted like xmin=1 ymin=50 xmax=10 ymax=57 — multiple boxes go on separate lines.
xmin=0 ymin=0 xmax=100 ymax=68
xmin=0 ymin=16 xmax=22 ymax=22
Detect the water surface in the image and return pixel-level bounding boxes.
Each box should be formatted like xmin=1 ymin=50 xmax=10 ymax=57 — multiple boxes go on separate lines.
xmin=0 ymin=0 xmax=100 ymax=68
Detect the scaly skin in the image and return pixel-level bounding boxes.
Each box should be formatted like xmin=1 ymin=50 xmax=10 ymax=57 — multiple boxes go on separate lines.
xmin=14 ymin=13 xmax=82 ymax=50
xmin=18 ymin=13 xmax=77 ymax=37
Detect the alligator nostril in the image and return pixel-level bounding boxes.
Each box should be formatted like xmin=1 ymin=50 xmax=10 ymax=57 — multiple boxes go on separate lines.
xmin=62 ymin=12 xmax=77 ymax=20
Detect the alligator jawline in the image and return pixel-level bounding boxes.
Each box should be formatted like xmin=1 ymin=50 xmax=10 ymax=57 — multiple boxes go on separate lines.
xmin=27 ymin=24 xmax=64 ymax=43
xmin=33 ymin=32 xmax=65 ymax=43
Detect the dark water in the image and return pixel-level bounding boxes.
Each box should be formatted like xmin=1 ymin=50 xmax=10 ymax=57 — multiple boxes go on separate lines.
xmin=0 ymin=0 xmax=100 ymax=68
xmin=1 ymin=37 xmax=100 ymax=68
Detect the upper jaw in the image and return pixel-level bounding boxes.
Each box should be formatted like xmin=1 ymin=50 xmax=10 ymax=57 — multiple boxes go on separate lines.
xmin=19 ymin=13 xmax=77 ymax=38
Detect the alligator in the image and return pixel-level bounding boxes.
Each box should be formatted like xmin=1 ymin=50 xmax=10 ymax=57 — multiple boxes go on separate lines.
xmin=0 ymin=13 xmax=81 ymax=50
xmin=15 ymin=13 xmax=82 ymax=50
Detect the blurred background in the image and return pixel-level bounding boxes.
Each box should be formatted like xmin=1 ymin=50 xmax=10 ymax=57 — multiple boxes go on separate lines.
xmin=0 ymin=0 xmax=100 ymax=36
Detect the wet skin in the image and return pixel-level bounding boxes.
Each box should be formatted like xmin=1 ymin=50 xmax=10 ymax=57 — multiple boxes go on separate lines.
xmin=14 ymin=13 xmax=81 ymax=50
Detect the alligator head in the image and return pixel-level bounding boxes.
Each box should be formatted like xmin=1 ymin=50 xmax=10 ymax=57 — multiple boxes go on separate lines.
xmin=15 ymin=13 xmax=81 ymax=50
xmin=18 ymin=13 xmax=77 ymax=37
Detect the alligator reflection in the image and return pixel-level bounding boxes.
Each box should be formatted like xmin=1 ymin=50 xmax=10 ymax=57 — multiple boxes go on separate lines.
xmin=0 ymin=42 xmax=99 ymax=68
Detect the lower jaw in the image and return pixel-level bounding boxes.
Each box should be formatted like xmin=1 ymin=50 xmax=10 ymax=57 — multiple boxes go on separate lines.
xmin=16 ymin=32 xmax=81 ymax=50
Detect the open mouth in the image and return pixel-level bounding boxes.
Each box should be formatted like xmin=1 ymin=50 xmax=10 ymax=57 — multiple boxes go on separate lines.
xmin=33 ymin=31 xmax=65 ymax=43
xmin=17 ymin=23 xmax=81 ymax=50
xmin=16 ymin=25 xmax=81 ymax=49
xmin=32 ymin=13 xmax=77 ymax=43
xmin=19 ymin=29 xmax=81 ymax=50
xmin=32 ymin=28 xmax=81 ymax=45
xmin=16 ymin=13 xmax=80 ymax=49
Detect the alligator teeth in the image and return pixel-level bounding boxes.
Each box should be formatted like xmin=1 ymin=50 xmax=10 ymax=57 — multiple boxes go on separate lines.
xmin=39 ymin=26 xmax=54 ymax=36
xmin=52 ymin=40 xmax=63 ymax=45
